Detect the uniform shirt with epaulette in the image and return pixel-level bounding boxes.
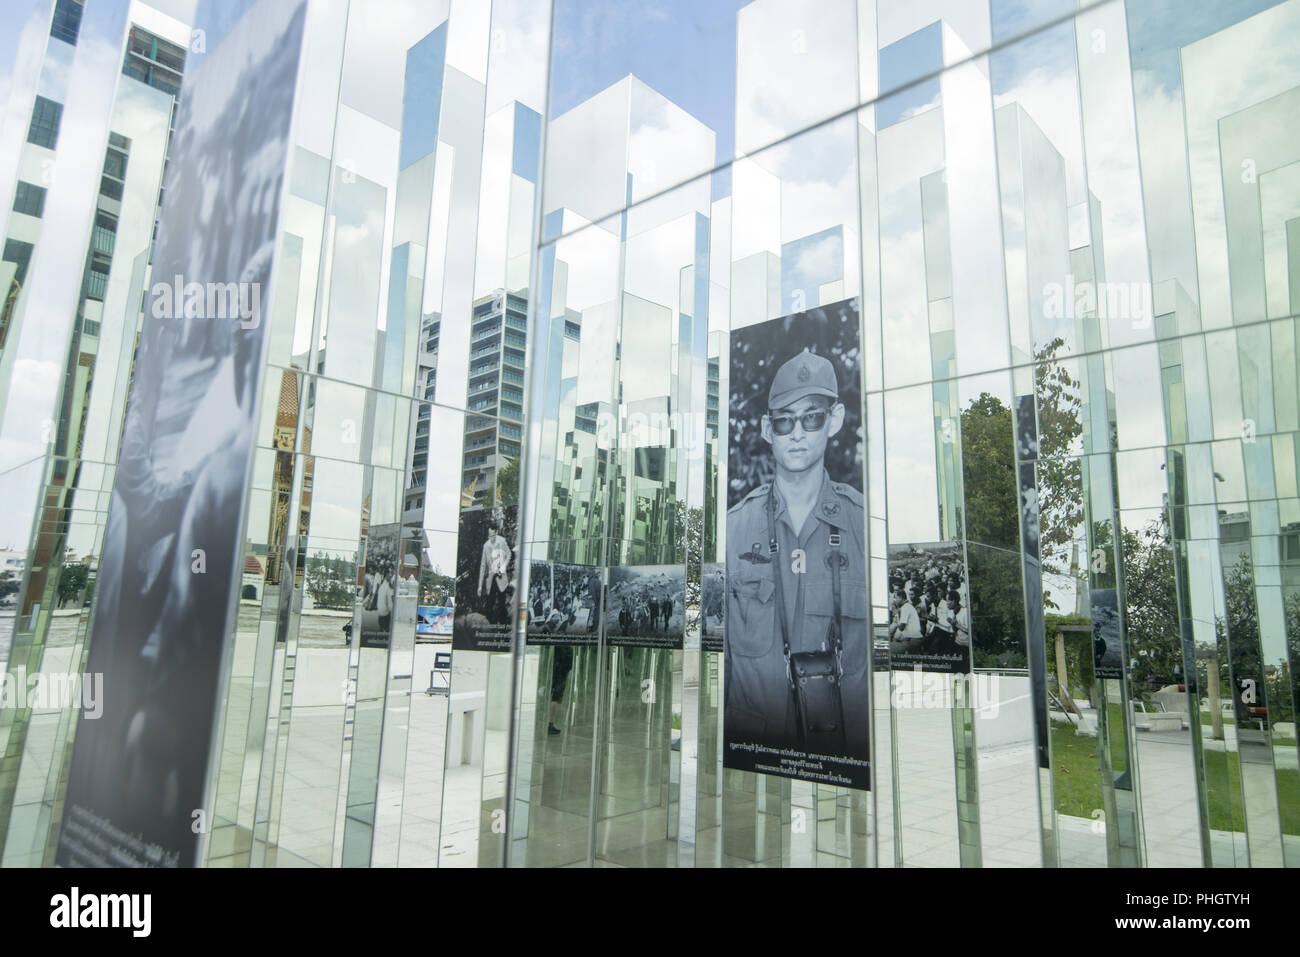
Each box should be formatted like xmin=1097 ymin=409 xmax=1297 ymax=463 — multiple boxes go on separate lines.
xmin=725 ymin=468 xmax=870 ymax=757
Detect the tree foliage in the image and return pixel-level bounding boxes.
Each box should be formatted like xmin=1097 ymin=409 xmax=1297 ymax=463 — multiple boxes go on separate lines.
xmin=496 ymin=455 xmax=519 ymax=507
xmin=419 ymin=566 xmax=455 ymax=606
xmin=305 ymin=551 xmax=356 ymax=609
xmin=959 ymin=392 xmax=1027 ymax=667
xmin=1034 ymin=337 xmax=1085 ymax=610
xmin=676 ymin=498 xmax=703 ymax=633
xmin=56 ymin=563 xmax=88 ymax=608
xmin=1215 ymin=556 xmax=1298 ymax=725
xmin=1119 ymin=517 xmax=1181 ymax=691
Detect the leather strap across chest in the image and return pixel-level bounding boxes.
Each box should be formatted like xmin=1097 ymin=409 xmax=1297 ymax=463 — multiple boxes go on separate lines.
xmin=765 ymin=485 xmax=843 ymax=661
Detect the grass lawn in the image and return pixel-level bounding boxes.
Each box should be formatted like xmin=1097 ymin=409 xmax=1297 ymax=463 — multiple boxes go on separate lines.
xmin=1052 ymin=721 xmax=1300 ymax=837
xmin=1050 ymin=722 xmax=1103 ymax=819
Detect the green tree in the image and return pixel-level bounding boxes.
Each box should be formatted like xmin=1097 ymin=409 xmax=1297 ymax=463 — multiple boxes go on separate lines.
xmin=306 ymin=551 xmax=355 ymax=610
xmin=960 ymin=393 xmax=1019 ymax=550
xmin=674 ymin=500 xmax=704 ymax=633
xmin=420 ymin=566 xmax=455 ymax=606
xmin=496 ymin=455 xmax=520 ymax=507
xmin=1214 ymin=556 xmax=1297 ymax=727
xmin=56 ymin=563 xmax=88 ymax=608
xmin=1034 ymin=337 xmax=1084 ymax=610
xmin=1119 ymin=517 xmax=1181 ymax=692
xmin=959 ymin=392 xmax=1026 ymax=666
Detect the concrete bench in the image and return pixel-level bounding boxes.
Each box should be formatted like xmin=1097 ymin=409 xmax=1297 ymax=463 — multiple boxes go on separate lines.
xmin=1134 ymin=712 xmax=1183 ymax=732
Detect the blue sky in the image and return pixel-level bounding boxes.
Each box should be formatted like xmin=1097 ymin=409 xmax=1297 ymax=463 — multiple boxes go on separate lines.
xmin=1123 ymin=0 xmax=1283 ymax=89
xmin=549 ymin=0 xmax=747 ymax=168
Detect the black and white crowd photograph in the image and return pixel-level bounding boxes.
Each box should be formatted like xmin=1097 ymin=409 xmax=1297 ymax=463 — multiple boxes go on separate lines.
xmin=453 ymin=505 xmax=518 ymax=652
xmin=358 ymin=524 xmax=399 ymax=648
xmin=886 ymin=541 xmax=971 ymax=674
xmin=526 ymin=561 xmax=602 ymax=645
xmin=724 ymin=300 xmax=871 ymax=790
xmin=604 ymin=565 xmax=685 ymax=649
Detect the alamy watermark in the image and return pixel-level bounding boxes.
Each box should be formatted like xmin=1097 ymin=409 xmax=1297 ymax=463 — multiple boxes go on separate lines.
xmin=592 ymin=409 xmax=714 ymax=462
xmin=1042 ymin=276 xmax=1152 ymax=329
xmin=891 ymin=666 xmax=1001 ymax=716
xmin=150 ymin=274 xmax=261 ymax=329
xmin=1 ymin=668 xmax=103 ymax=718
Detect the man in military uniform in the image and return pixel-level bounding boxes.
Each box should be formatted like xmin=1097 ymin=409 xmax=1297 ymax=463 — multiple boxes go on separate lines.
xmin=726 ymin=351 xmax=870 ymax=775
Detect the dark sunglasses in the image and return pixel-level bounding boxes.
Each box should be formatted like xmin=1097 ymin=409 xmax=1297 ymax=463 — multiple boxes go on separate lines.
xmin=768 ymin=409 xmax=829 ymax=435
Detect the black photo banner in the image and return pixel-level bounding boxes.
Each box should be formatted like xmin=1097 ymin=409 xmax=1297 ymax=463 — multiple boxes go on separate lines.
xmin=525 ymin=561 xmax=602 ymax=646
xmin=886 ymin=541 xmax=972 ymax=675
xmin=604 ymin=565 xmax=684 ymax=649
xmin=700 ymin=563 xmax=725 ymax=654
xmin=57 ymin=0 xmax=308 ymax=868
xmin=723 ymin=299 xmax=871 ymax=791
xmin=452 ymin=505 xmax=518 ymax=652
xmin=359 ymin=523 xmax=400 ymax=649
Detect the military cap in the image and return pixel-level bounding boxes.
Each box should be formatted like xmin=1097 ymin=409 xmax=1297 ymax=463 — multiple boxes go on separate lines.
xmin=768 ymin=351 xmax=839 ymax=410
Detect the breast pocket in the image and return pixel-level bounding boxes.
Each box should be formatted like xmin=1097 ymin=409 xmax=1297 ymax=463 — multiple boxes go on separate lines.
xmin=728 ymin=566 xmax=777 ymax=658
xmin=805 ymin=576 xmax=870 ymax=678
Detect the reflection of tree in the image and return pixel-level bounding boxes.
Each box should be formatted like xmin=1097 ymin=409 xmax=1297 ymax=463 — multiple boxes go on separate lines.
xmin=959 ymin=392 xmax=1025 ymax=667
xmin=1033 ymin=338 xmax=1084 ymax=610
xmin=1284 ymin=591 xmax=1300 ymax=726
xmin=420 ymin=566 xmax=455 ymax=606
xmin=957 ymin=337 xmax=1085 ymax=663
xmin=676 ymin=499 xmax=702 ymax=632
xmin=1046 ymin=612 xmax=1094 ymax=703
xmin=1214 ymin=556 xmax=1296 ymax=727
xmin=961 ymin=394 xmax=1018 ymax=549
xmin=56 ymin=563 xmax=88 ymax=608
xmin=305 ymin=551 xmax=356 ymax=609
xmin=1119 ymin=517 xmax=1180 ymax=692
xmin=957 ymin=338 xmax=1086 ymax=666
xmin=496 ymin=455 xmax=519 ymax=507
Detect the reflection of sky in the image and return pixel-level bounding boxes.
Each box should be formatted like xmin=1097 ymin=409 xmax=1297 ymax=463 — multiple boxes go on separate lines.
xmin=989 ymin=0 xmax=1075 ymax=44
xmin=780 ymin=225 xmax=843 ymax=313
xmin=1124 ymin=0 xmax=1283 ymax=90
xmin=550 ymin=0 xmax=745 ymax=179
xmin=876 ymin=23 xmax=941 ymax=129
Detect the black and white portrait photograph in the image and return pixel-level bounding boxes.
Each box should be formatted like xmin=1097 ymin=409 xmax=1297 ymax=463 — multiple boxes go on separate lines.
xmin=452 ymin=505 xmax=518 ymax=652
xmin=359 ymin=523 xmax=399 ymax=648
xmin=604 ymin=565 xmax=684 ymax=649
xmin=724 ymin=299 xmax=871 ymax=791
xmin=1091 ymin=587 xmax=1123 ymax=679
xmin=526 ymin=561 xmax=601 ymax=646
xmin=700 ymin=562 xmax=725 ymax=653
xmin=56 ymin=0 xmax=308 ymax=869
xmin=886 ymin=542 xmax=971 ymax=674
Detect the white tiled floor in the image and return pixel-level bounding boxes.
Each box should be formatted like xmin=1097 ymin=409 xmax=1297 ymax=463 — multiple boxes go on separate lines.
xmin=6 ymin=605 xmax=1297 ymax=868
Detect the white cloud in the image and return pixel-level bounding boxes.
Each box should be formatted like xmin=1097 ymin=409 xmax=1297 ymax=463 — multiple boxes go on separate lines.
xmin=485 ymin=0 xmax=550 ymax=114
xmin=735 ymin=0 xmax=859 ymax=156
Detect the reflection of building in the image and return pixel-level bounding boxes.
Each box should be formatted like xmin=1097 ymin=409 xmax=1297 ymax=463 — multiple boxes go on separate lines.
xmin=406 ymin=290 xmax=528 ymax=514
xmin=0 ymin=548 xmax=25 ymax=597
xmin=1219 ymin=513 xmax=1300 ymax=593
xmin=405 ymin=312 xmax=440 ymax=523
xmin=3 ymin=6 xmax=188 ymax=622
xmin=265 ymin=367 xmax=313 ymax=585
xmin=463 ymin=291 xmax=528 ymax=504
